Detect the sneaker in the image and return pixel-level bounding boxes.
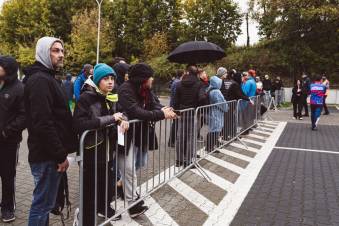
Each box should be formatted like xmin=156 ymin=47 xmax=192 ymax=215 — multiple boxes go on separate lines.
xmin=299 ymin=117 xmax=303 ymax=120
xmin=98 ymin=208 xmax=121 ymax=221
xmin=2 ymin=211 xmax=15 ymax=223
xmin=293 ymin=117 xmax=297 ymax=120
xmin=73 ymin=208 xmax=79 ymax=226
xmin=128 ymin=202 xmax=148 ymax=218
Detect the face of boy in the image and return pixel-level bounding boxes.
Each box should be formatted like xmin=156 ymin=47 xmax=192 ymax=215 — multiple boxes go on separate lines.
xmin=99 ymin=75 xmax=115 ymax=94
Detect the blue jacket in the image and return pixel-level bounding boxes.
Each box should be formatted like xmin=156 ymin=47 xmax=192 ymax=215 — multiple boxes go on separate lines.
xmin=73 ymin=72 xmax=87 ymax=101
xmin=169 ymin=78 xmax=180 ymax=107
xmin=310 ymin=82 xmax=326 ymax=105
xmin=207 ymin=76 xmax=228 ymax=133
xmin=242 ymin=77 xmax=257 ymax=97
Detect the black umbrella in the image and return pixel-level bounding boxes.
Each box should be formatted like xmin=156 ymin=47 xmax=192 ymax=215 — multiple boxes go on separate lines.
xmin=167 ymin=41 xmax=226 ymax=64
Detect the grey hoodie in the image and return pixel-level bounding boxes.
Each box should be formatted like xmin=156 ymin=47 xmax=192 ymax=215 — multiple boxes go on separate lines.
xmin=35 ymin=37 xmax=63 ymax=70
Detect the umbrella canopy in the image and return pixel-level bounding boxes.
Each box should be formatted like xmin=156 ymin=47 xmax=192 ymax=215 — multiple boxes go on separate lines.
xmin=167 ymin=41 xmax=226 ymax=64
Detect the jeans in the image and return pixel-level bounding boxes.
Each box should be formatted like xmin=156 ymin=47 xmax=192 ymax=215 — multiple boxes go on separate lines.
xmin=263 ymin=90 xmax=271 ymax=107
xmin=311 ymin=105 xmax=323 ymax=129
xmin=135 ymin=147 xmax=147 ymax=171
xmin=0 ymin=142 xmax=18 ymax=213
xmin=28 ymin=161 xmax=62 ymax=226
xmin=275 ymin=89 xmax=283 ymax=106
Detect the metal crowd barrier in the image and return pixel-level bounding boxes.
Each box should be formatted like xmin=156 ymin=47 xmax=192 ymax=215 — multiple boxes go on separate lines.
xmin=77 ymin=96 xmax=262 ymax=226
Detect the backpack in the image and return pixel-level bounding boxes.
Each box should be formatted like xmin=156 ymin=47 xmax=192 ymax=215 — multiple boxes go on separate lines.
xmin=51 ymin=172 xmax=71 ymax=226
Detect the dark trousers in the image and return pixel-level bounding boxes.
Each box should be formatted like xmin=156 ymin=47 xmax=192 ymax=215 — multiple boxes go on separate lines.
xmin=302 ymin=96 xmax=309 ymax=116
xmin=0 ymin=142 xmax=18 ymax=213
xmin=293 ymin=100 xmax=303 ymax=118
xmin=176 ymin=117 xmax=194 ymax=164
xmin=83 ymin=161 xmax=114 ymax=226
xmin=222 ymin=112 xmax=236 ymax=141
xmin=323 ymin=95 xmax=329 ymax=114
xmin=206 ymin=132 xmax=219 ymax=152
xmin=168 ymin=119 xmax=178 ymax=146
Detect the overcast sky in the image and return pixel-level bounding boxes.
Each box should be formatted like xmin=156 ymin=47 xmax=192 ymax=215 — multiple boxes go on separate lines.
xmin=234 ymin=0 xmax=260 ymax=46
xmin=0 ymin=0 xmax=259 ymax=46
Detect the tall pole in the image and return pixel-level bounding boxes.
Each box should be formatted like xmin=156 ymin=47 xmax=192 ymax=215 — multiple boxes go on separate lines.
xmin=96 ymin=0 xmax=103 ymax=64
xmin=246 ymin=13 xmax=250 ymax=47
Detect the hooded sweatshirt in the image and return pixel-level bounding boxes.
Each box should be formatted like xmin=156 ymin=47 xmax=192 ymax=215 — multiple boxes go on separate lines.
xmin=0 ymin=56 xmax=26 ymax=143
xmin=207 ymin=76 xmax=228 ymax=132
xmin=35 ymin=37 xmax=63 ymax=70
xmin=24 ymin=37 xmax=78 ymax=164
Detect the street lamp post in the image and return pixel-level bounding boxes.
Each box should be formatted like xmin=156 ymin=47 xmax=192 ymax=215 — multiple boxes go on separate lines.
xmin=96 ymin=0 xmax=104 ymax=64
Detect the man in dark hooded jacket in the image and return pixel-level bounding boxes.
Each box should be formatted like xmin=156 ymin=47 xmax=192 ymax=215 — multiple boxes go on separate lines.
xmin=174 ymin=65 xmax=205 ymax=166
xmin=0 ymin=56 xmax=25 ymax=223
xmin=24 ymin=37 xmax=78 ymax=226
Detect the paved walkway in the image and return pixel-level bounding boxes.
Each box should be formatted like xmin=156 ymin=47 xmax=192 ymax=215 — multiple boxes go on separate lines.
xmin=0 ymin=106 xmax=338 ymax=226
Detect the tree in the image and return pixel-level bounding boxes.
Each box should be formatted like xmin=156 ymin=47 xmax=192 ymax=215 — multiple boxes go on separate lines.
xmin=144 ymin=32 xmax=169 ymax=59
xmin=183 ymin=0 xmax=242 ymax=49
xmin=249 ymin=0 xmax=339 ymax=77
xmin=66 ymin=9 xmax=113 ymax=74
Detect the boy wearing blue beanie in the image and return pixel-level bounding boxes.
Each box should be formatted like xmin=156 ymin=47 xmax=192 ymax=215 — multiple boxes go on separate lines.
xmin=73 ymin=63 xmax=129 ymax=225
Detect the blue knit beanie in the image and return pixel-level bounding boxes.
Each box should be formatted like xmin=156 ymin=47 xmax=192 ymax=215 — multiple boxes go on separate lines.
xmin=93 ymin=63 xmax=117 ymax=86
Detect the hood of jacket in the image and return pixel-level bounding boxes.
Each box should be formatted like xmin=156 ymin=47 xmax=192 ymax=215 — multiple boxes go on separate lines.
xmin=181 ymin=74 xmax=199 ymax=87
xmin=209 ymin=76 xmax=222 ymax=90
xmin=0 ymin=56 xmax=19 ymax=85
xmin=35 ymin=37 xmax=63 ymax=70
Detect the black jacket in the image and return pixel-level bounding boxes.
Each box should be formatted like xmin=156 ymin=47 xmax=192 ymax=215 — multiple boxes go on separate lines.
xmin=174 ymin=74 xmax=205 ymax=110
xmin=221 ymin=78 xmax=249 ymax=101
xmin=273 ymin=79 xmax=283 ymax=91
xmin=0 ymin=56 xmax=25 ymax=144
xmin=262 ymin=79 xmax=272 ymax=91
xmin=118 ymin=81 xmax=164 ymax=150
xmin=291 ymin=85 xmax=307 ymax=103
xmin=73 ymin=90 xmax=120 ymax=165
xmin=24 ymin=62 xmax=78 ymax=163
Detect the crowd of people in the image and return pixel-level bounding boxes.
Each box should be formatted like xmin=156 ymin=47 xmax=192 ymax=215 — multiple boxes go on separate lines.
xmin=0 ymin=35 xmax=332 ymax=226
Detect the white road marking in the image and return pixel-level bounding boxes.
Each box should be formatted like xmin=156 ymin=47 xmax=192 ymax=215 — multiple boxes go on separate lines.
xmin=239 ymin=138 xmax=265 ymax=146
xmin=229 ymin=142 xmax=260 ymax=153
xmin=218 ymin=148 xmax=254 ymax=162
xmin=252 ymin=129 xmax=272 ymax=135
xmin=274 ymin=146 xmax=339 ymax=155
xmin=205 ymin=155 xmax=244 ymax=175
xmin=168 ymin=177 xmax=217 ymax=214
xmin=190 ymin=168 xmax=233 ymax=191
xmin=246 ymin=133 xmax=267 ymax=140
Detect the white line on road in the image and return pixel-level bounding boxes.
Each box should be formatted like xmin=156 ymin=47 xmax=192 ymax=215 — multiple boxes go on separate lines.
xmin=274 ymin=146 xmax=339 ymax=155
xmin=205 ymin=155 xmax=244 ymax=175
xmin=168 ymin=177 xmax=217 ymax=214
xmin=218 ymin=148 xmax=254 ymax=162
xmin=190 ymin=168 xmax=233 ymax=191
xmin=230 ymin=142 xmax=260 ymax=153
xmin=239 ymin=138 xmax=265 ymax=146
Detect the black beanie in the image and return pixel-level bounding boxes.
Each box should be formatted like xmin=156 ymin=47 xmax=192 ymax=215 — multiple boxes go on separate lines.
xmin=129 ymin=63 xmax=154 ymax=84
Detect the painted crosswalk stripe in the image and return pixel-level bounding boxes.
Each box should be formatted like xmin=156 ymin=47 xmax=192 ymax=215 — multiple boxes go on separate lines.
xmin=217 ymin=148 xmax=253 ymax=162
xmin=246 ymin=133 xmax=268 ymax=140
xmin=205 ymin=155 xmax=244 ymax=175
xmin=252 ymin=129 xmax=272 ymax=135
xmin=229 ymin=142 xmax=260 ymax=153
xmin=168 ymin=177 xmax=217 ymax=214
xmin=190 ymin=168 xmax=233 ymax=191
xmin=143 ymin=196 xmax=180 ymax=226
xmin=240 ymin=138 xmax=265 ymax=146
